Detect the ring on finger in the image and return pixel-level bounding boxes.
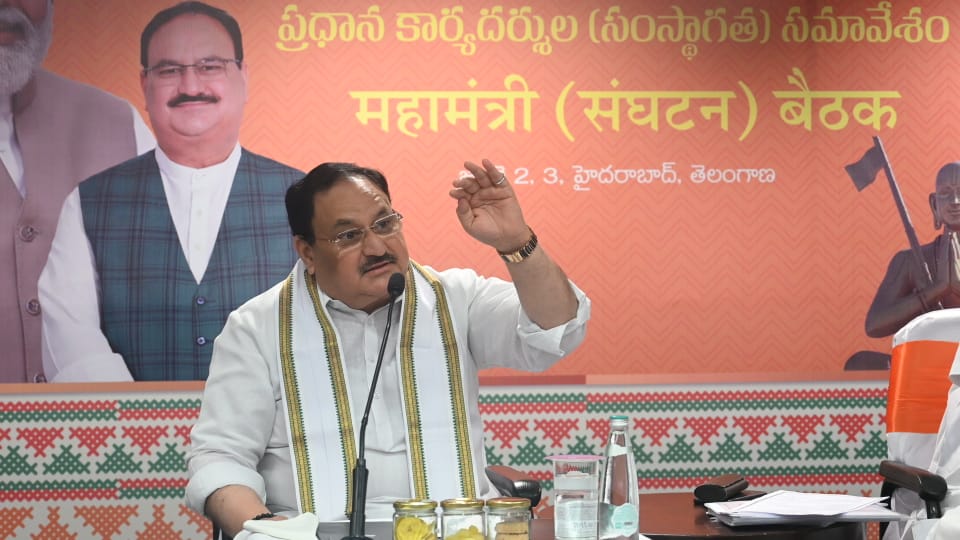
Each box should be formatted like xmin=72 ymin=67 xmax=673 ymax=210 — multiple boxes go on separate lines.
xmin=494 ymin=174 xmax=507 ymax=186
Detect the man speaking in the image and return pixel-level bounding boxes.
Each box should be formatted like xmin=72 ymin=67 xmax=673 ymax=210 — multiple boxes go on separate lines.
xmin=186 ymin=159 xmax=591 ymax=539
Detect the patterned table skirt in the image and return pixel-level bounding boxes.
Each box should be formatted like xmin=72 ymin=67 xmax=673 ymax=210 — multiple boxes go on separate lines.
xmin=0 ymin=379 xmax=887 ymax=539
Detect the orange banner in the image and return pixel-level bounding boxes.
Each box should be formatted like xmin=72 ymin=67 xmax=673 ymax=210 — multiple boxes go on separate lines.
xmin=43 ymin=0 xmax=959 ymax=376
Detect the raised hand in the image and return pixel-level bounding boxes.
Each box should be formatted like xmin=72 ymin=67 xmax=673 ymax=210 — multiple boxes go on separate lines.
xmin=449 ymin=159 xmax=530 ymax=252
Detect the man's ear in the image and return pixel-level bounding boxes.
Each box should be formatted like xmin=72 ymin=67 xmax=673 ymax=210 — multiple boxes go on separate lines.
xmin=140 ymin=70 xmax=149 ymax=106
xmin=293 ymin=236 xmax=315 ymax=274
xmin=931 ymin=193 xmax=943 ymax=229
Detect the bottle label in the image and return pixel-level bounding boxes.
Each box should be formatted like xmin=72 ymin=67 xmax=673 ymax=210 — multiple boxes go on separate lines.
xmin=555 ymin=497 xmax=598 ymax=539
xmin=601 ymin=503 xmax=638 ymax=536
xmin=606 ymin=444 xmax=627 ymax=457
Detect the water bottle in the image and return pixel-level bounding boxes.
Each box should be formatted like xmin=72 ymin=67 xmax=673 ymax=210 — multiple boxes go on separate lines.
xmin=598 ymin=415 xmax=639 ymax=540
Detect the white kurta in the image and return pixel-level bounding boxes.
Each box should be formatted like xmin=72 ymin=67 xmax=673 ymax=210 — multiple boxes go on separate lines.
xmin=924 ymin=349 xmax=960 ymax=539
xmin=186 ymin=260 xmax=591 ymax=521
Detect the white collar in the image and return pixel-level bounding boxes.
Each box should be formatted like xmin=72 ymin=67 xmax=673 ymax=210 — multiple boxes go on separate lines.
xmin=154 ymin=142 xmax=242 ymax=180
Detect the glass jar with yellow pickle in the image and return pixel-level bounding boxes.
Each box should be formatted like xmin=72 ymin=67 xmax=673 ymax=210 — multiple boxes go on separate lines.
xmin=440 ymin=498 xmax=485 ymax=540
xmin=393 ymin=499 xmax=438 ymax=540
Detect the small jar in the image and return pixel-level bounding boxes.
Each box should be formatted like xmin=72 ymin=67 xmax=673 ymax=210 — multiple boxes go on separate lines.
xmin=440 ymin=498 xmax=485 ymax=540
xmin=393 ymin=499 xmax=438 ymax=540
xmin=484 ymin=497 xmax=530 ymax=540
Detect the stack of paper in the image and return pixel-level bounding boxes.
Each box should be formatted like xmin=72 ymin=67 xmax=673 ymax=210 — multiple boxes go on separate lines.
xmin=704 ymin=490 xmax=905 ymax=527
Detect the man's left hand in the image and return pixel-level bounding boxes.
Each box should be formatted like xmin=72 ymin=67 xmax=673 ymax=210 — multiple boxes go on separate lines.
xmin=450 ymin=159 xmax=531 ymax=252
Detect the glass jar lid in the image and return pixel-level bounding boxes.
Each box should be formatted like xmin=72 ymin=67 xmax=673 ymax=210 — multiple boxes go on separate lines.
xmin=393 ymin=499 xmax=438 ymax=511
xmin=441 ymin=498 xmax=484 ymax=510
xmin=485 ymin=497 xmax=530 ymax=510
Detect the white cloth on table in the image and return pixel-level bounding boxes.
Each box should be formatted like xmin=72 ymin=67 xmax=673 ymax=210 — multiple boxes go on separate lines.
xmin=233 ymin=512 xmax=320 ymax=540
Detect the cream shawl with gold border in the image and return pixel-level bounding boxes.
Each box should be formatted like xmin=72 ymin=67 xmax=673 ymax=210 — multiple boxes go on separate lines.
xmin=277 ymin=261 xmax=478 ymax=520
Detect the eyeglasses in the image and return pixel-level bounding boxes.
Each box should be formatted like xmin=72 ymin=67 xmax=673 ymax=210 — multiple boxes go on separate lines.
xmin=317 ymin=212 xmax=404 ymax=250
xmin=143 ymin=58 xmax=241 ymax=81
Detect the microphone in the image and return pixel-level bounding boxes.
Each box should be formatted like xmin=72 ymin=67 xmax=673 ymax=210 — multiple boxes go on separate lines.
xmin=344 ymin=272 xmax=406 ymax=540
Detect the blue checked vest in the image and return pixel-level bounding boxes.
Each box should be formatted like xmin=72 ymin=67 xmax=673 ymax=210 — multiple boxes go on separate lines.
xmin=79 ymin=149 xmax=302 ymax=381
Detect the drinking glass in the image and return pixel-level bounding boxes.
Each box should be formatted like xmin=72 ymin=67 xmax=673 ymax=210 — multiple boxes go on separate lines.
xmin=548 ymin=454 xmax=602 ymax=540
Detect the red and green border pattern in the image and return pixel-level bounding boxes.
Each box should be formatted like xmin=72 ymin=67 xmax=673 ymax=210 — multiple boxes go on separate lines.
xmin=480 ymin=381 xmax=888 ymax=513
xmin=0 ymin=392 xmax=205 ymax=539
xmin=0 ymin=380 xmax=887 ymax=538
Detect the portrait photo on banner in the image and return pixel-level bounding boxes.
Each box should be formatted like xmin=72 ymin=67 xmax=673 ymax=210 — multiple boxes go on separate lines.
xmin=15 ymin=0 xmax=959 ymax=381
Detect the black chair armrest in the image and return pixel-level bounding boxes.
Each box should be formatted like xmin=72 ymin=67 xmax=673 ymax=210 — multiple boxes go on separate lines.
xmin=879 ymin=459 xmax=947 ymax=518
xmin=485 ymin=465 xmax=542 ymax=508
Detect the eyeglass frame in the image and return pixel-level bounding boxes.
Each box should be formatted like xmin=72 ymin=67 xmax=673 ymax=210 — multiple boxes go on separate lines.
xmin=312 ymin=212 xmax=405 ymax=250
xmin=142 ymin=57 xmax=242 ymax=80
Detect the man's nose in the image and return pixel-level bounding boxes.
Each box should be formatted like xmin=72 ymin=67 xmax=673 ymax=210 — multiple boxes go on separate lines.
xmin=360 ymin=230 xmax=388 ymax=254
xmin=176 ymin=66 xmax=204 ymax=93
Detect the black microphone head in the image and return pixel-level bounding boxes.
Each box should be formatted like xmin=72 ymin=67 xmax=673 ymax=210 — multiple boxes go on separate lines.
xmin=388 ymin=272 xmax=405 ymax=298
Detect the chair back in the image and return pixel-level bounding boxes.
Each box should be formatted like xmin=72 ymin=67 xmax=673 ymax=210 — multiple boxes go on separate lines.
xmin=887 ymin=309 xmax=960 ymax=469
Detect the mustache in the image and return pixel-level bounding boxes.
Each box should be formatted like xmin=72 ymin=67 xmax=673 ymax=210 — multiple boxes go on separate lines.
xmin=167 ymin=93 xmax=219 ymax=107
xmin=360 ymin=254 xmax=397 ymax=274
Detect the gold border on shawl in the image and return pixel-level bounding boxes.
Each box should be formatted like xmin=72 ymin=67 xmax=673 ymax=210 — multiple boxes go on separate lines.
xmin=399 ymin=265 xmax=427 ymax=498
xmin=304 ymin=271 xmax=359 ymax=515
xmin=408 ymin=262 xmax=477 ymax=498
xmin=278 ymin=271 xmax=314 ymax=513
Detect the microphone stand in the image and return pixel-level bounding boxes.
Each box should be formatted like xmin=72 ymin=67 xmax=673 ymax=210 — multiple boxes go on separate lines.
xmin=343 ymin=273 xmax=405 ymax=540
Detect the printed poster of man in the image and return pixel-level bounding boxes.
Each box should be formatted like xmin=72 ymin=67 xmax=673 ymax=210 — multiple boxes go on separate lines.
xmin=12 ymin=0 xmax=960 ymax=380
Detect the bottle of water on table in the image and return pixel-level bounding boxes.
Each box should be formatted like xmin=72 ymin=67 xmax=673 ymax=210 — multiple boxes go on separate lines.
xmin=598 ymin=416 xmax=639 ymax=540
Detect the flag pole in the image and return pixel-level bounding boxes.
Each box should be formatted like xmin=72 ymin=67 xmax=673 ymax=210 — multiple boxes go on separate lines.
xmin=872 ymin=136 xmax=939 ymax=305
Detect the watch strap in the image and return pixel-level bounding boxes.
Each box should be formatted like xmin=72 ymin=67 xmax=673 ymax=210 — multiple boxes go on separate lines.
xmin=498 ymin=229 xmax=538 ymax=263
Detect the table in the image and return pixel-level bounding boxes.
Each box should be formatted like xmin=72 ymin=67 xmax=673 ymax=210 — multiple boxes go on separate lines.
xmin=301 ymin=492 xmax=866 ymax=540
xmin=533 ymin=492 xmax=865 ymax=540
